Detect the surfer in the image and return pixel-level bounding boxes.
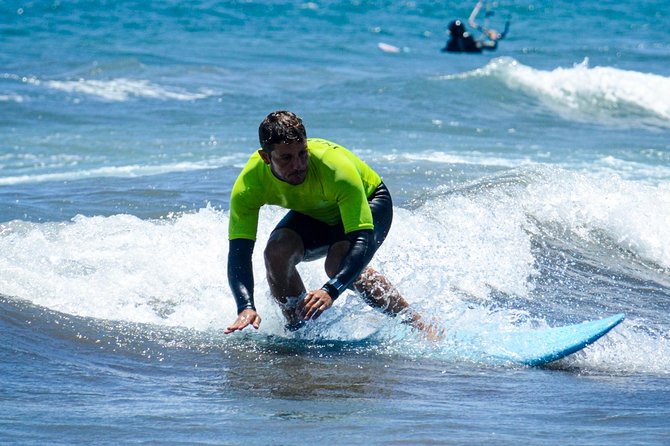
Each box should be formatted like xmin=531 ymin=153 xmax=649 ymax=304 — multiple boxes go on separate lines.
xmin=441 ymin=1 xmax=509 ymax=53
xmin=224 ymin=111 xmax=437 ymax=338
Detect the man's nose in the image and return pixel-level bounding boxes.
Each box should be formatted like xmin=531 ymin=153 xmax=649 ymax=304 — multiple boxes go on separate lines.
xmin=292 ymin=156 xmax=305 ymax=170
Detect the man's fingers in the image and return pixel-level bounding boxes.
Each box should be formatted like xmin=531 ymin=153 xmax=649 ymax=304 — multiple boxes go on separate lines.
xmin=302 ymin=293 xmax=331 ymax=320
xmin=310 ymin=306 xmax=325 ymax=320
xmin=224 ymin=320 xmax=246 ymax=334
xmin=303 ymin=307 xmax=317 ymax=320
xmin=302 ymin=296 xmax=318 ymax=319
xmin=224 ymin=312 xmax=261 ymax=334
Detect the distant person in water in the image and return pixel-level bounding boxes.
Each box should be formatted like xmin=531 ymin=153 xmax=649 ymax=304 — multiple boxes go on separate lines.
xmin=441 ymin=0 xmax=509 ymax=53
xmin=441 ymin=20 xmax=488 ymax=53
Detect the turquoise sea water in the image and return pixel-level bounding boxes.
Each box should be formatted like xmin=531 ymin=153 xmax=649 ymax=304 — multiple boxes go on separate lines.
xmin=1 ymin=1 xmax=669 ymax=444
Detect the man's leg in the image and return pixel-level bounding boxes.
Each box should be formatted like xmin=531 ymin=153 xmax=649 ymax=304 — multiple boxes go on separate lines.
xmin=352 ymin=267 xmax=415 ymax=317
xmin=354 ymin=266 xmax=438 ymax=335
xmin=325 ymin=242 xmax=416 ymax=319
xmin=264 ymin=228 xmax=306 ymax=326
xmin=325 ymin=241 xmax=434 ymax=334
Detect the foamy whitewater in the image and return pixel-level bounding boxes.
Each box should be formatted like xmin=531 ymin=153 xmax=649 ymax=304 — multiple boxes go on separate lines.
xmin=1 ymin=1 xmax=669 ymax=444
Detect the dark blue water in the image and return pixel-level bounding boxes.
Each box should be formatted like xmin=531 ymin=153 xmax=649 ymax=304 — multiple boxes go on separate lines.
xmin=2 ymin=1 xmax=669 ymax=444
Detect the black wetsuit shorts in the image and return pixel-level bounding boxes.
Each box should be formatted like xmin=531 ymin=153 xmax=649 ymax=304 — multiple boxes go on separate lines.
xmin=271 ymin=182 xmax=393 ymax=262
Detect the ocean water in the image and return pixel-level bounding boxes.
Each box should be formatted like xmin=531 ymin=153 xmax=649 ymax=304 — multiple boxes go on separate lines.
xmin=1 ymin=0 xmax=669 ymax=444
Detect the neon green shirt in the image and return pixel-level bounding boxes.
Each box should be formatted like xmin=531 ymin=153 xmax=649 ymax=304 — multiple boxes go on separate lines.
xmin=228 ymin=138 xmax=382 ymax=240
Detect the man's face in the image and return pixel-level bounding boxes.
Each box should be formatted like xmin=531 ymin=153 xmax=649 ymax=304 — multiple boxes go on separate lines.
xmin=260 ymin=141 xmax=309 ymax=185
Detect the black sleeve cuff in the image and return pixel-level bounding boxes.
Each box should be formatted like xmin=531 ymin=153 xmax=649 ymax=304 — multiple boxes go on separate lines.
xmin=321 ymin=278 xmax=347 ymax=300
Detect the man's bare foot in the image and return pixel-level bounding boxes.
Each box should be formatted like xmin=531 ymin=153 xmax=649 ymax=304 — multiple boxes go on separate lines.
xmin=415 ymin=320 xmax=445 ymax=342
xmin=405 ymin=313 xmax=445 ymax=342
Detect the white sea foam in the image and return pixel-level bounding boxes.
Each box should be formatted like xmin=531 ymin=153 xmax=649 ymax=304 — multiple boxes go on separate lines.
xmin=1 ymin=168 xmax=668 ymax=372
xmin=0 ymin=207 xmax=233 ymax=329
xmin=386 ymin=195 xmax=536 ymax=302
xmin=44 ymin=78 xmax=217 ymax=101
xmin=393 ymin=151 xmax=535 ymax=169
xmin=561 ymin=320 xmax=670 ymax=375
xmin=0 ymin=157 xmax=235 ymax=186
xmin=522 ymin=166 xmax=670 ymax=269
xmin=381 ymin=150 xmax=670 ymax=187
xmin=2 ymin=168 xmax=666 ymax=305
xmin=0 ymin=185 xmax=670 ymax=372
xmin=440 ymin=57 xmax=670 ymax=127
xmin=0 ymin=94 xmax=24 ymax=103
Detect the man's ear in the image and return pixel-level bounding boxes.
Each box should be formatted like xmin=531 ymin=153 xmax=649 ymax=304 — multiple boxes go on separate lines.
xmin=258 ymin=149 xmax=271 ymax=165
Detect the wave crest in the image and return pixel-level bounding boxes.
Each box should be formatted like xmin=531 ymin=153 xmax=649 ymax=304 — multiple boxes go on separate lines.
xmin=443 ymin=57 xmax=670 ymax=128
xmin=44 ymin=77 xmax=217 ymax=102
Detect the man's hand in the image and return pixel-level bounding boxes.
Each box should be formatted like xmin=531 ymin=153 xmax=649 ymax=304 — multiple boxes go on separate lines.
xmin=301 ymin=289 xmax=333 ymax=321
xmin=224 ymin=309 xmax=261 ymax=334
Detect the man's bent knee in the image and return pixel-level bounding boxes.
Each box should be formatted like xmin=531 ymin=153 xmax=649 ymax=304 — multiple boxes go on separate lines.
xmin=264 ymin=229 xmax=304 ymax=272
xmin=324 ymin=240 xmax=350 ymax=278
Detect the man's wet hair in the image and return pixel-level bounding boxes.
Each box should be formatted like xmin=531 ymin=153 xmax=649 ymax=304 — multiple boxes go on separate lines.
xmin=258 ymin=111 xmax=307 ymax=152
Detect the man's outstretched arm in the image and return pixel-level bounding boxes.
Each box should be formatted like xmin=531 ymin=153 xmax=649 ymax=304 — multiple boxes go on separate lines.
xmin=224 ymin=238 xmax=261 ymax=333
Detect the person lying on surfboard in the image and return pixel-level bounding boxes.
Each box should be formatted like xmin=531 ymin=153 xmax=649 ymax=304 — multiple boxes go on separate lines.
xmin=223 ymin=110 xmax=437 ymax=338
